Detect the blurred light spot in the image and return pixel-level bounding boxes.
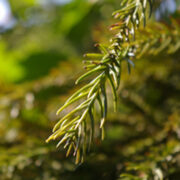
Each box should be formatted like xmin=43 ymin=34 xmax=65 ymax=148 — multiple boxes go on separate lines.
xmin=5 ymin=128 xmax=18 ymax=142
xmin=25 ymin=92 xmax=35 ymax=109
xmin=155 ymin=0 xmax=176 ymax=20
xmin=0 ymin=0 xmax=16 ymax=32
xmin=51 ymin=0 xmax=72 ymax=5
xmin=38 ymin=0 xmax=72 ymax=6
xmin=51 ymin=161 xmax=62 ymax=170
xmin=154 ymin=168 xmax=163 ymax=180
xmin=0 ymin=0 xmax=11 ymax=26
xmin=166 ymin=155 xmax=172 ymax=162
xmin=35 ymin=159 xmax=43 ymax=166
xmin=10 ymin=105 xmax=19 ymax=118
xmin=25 ymin=92 xmax=35 ymax=103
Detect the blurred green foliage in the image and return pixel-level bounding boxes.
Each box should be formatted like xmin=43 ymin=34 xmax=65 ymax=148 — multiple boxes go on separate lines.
xmin=0 ymin=0 xmax=180 ymax=180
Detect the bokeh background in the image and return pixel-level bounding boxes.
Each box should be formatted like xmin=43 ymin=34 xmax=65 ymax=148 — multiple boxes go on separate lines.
xmin=0 ymin=0 xmax=179 ymax=179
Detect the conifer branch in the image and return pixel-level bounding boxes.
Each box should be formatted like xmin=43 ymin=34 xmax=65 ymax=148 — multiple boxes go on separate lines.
xmin=46 ymin=0 xmax=180 ymax=164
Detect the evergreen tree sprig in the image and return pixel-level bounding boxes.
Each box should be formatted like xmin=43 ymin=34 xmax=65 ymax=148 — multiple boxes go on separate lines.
xmin=46 ymin=0 xmax=157 ymax=164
